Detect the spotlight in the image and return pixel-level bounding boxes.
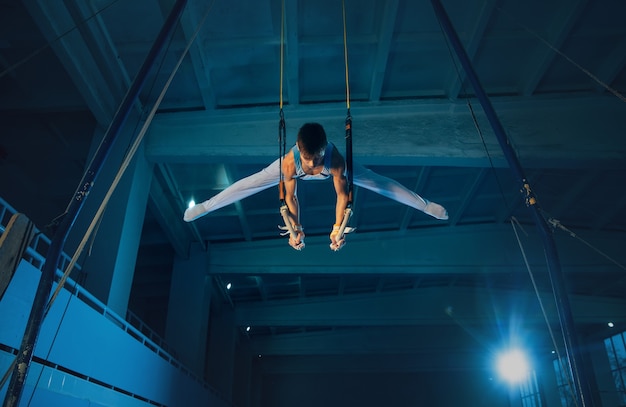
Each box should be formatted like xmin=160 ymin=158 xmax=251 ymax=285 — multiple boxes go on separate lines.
xmin=246 ymin=326 xmax=251 ymax=332
xmin=188 ymin=199 xmax=195 ymax=208
xmin=496 ymin=349 xmax=530 ymax=384
xmin=226 ymin=282 xmax=232 ymax=290
xmin=608 ymin=322 xmax=615 ymax=328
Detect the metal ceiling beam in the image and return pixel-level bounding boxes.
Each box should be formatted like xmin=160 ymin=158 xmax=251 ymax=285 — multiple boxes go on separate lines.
xmin=254 ymin=353 xmax=500 ymax=374
xmin=153 ymin=162 xmax=206 ymax=253
xmin=149 ymin=165 xmax=193 ymax=258
xmin=368 ymin=0 xmax=398 ymax=101
xmin=594 ymin=35 xmax=626 ymax=94
xmin=284 ymin=0 xmax=300 ymax=105
xmin=145 ymin=96 xmax=626 ymax=167
xmin=178 ymin=0 xmax=216 ymax=109
xmin=232 ymin=286 xmax=626 ymax=327
xmin=22 ymin=0 xmax=127 ymax=125
xmin=548 ymin=169 xmax=599 ymax=218
xmin=250 ymin=326 xmax=500 ymax=357
xmin=398 ymin=167 xmax=429 ymax=230
xmin=444 ymin=0 xmax=496 ymax=99
xmin=520 ymin=0 xmax=588 ymax=96
xmin=448 ymin=168 xmax=488 ymax=225
xmin=206 ymin=224 xmax=626 ymax=275
xmin=224 ymin=166 xmax=253 ymax=241
xmin=592 ymin=191 xmax=626 ymax=231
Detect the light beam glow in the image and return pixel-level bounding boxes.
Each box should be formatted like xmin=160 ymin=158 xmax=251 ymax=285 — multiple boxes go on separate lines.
xmin=496 ymin=349 xmax=530 ymax=384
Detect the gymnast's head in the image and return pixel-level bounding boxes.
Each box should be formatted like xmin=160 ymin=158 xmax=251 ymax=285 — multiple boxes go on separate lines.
xmin=297 ymin=123 xmax=328 ymax=161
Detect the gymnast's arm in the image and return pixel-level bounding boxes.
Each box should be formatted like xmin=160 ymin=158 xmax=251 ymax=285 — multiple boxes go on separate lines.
xmin=282 ymin=156 xmax=304 ymax=248
xmin=330 ymin=148 xmax=349 ymax=226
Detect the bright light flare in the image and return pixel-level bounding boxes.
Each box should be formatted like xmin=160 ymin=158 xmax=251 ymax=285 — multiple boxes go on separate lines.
xmin=188 ymin=199 xmax=195 ymax=208
xmin=496 ymin=349 xmax=530 ymax=384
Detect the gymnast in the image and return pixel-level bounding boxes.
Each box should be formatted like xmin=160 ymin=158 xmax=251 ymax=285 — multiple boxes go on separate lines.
xmin=184 ymin=122 xmax=448 ymax=250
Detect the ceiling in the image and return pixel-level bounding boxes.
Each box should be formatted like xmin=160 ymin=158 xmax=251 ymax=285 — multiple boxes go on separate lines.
xmin=2 ymin=0 xmax=626 ymax=392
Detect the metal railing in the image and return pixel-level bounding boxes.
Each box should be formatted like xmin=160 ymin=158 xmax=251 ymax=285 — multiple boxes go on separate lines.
xmin=0 ymin=197 xmax=207 ymax=388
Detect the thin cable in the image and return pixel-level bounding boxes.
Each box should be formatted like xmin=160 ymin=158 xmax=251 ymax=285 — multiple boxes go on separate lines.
xmin=547 ymin=217 xmax=626 ymax=271
xmin=0 ymin=0 xmax=122 ymax=80
xmin=496 ymin=6 xmax=626 ymax=104
xmin=342 ymin=0 xmax=350 ymax=110
xmin=45 ymin=0 xmax=215 ymax=314
xmin=510 ymin=218 xmax=581 ymax=407
xmin=26 ymin=283 xmax=77 ymax=406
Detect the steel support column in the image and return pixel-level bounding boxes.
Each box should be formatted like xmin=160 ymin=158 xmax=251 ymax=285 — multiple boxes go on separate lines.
xmin=429 ymin=0 xmax=593 ymax=405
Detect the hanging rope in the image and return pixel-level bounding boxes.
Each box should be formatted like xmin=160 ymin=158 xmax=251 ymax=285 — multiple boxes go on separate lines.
xmin=342 ymin=0 xmax=353 ymax=203
xmin=277 ymin=0 xmax=299 ymax=242
xmin=330 ymin=0 xmax=356 ymax=251
xmin=278 ymin=0 xmax=287 ymax=203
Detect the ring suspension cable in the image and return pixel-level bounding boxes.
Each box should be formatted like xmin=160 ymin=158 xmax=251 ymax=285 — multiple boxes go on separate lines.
xmin=277 ymin=0 xmax=297 ymax=240
xmin=278 ymin=0 xmax=286 ymax=202
xmin=279 ymin=0 xmax=285 ymax=112
xmin=342 ymin=0 xmax=351 ymax=112
xmin=327 ymin=0 xmax=355 ymax=251
xmin=342 ymin=0 xmax=353 ymax=203
xmin=278 ymin=111 xmax=286 ymax=202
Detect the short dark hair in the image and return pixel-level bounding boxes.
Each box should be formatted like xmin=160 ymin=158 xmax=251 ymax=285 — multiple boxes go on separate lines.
xmin=297 ymin=123 xmax=327 ymax=156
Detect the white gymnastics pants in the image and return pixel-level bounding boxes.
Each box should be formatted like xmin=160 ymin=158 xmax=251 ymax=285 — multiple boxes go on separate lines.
xmin=184 ymin=159 xmax=448 ymax=221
